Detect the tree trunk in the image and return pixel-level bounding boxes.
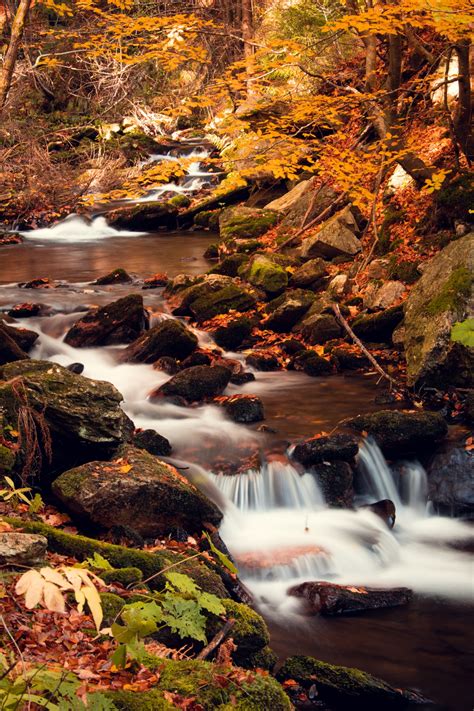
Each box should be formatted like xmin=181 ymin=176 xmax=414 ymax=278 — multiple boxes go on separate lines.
xmin=0 ymin=0 xmax=32 ymax=110
xmin=453 ymin=40 xmax=473 ymax=163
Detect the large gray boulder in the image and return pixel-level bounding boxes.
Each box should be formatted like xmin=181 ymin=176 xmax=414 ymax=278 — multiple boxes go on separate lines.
xmin=403 ymin=233 xmax=474 ymax=386
xmin=53 ymin=446 xmax=222 ymax=537
xmin=300 ymin=206 xmax=362 ymax=261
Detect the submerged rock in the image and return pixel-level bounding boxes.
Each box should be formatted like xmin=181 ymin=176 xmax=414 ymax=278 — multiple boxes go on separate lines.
xmin=152 ymin=365 xmax=231 ymax=403
xmin=0 ymin=360 xmax=133 ymax=473
xmin=219 ymin=205 xmax=279 ymax=241
xmin=0 ymin=532 xmax=47 ymax=566
xmin=64 ymin=294 xmax=149 ymax=347
xmin=216 ymin=394 xmax=264 ymax=423
xmin=349 ymin=410 xmax=447 ymax=456
xmin=52 ymin=446 xmax=222 ymax=537
xmin=403 ymin=232 xmax=474 ymax=387
xmin=292 ymin=434 xmax=359 ymax=466
xmin=277 ymin=655 xmax=429 ymax=709
xmin=93 ymin=267 xmax=132 ymax=285
xmin=121 ymin=319 xmax=198 ymax=363
xmin=289 ymin=581 xmax=412 ymax=615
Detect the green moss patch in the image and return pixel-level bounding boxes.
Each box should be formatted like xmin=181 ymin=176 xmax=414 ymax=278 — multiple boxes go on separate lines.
xmin=426 ymin=267 xmax=472 ymax=315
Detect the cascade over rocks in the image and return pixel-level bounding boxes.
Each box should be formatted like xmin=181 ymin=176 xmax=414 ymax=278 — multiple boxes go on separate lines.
xmin=151 ymin=364 xmax=231 ymax=403
xmin=349 ymin=410 xmax=447 ymax=456
xmin=52 ymin=446 xmax=222 ymax=537
xmin=292 ymin=434 xmax=359 ymax=466
xmin=299 ymin=205 xmax=362 ymax=260
xmin=0 ymin=360 xmax=133 ymax=474
xmin=403 ymin=232 xmax=474 ymax=387
xmin=104 ymin=200 xmax=178 ymax=231
xmin=120 ymin=318 xmax=198 ymax=363
xmin=64 ymin=294 xmax=149 ymax=347
xmin=289 ymin=581 xmax=412 ymax=615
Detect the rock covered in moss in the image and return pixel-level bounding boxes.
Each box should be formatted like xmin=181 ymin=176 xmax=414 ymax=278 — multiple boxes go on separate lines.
xmin=403 ymin=232 xmax=474 ymax=387
xmin=300 ymin=205 xmax=362 ymax=261
xmin=349 ymin=410 xmax=447 ymax=456
xmin=105 ymin=200 xmax=178 ymax=231
xmin=209 ymin=253 xmax=249 ymax=277
xmin=299 ymin=312 xmax=341 ymax=345
xmin=290 ymin=258 xmax=328 ymax=289
xmin=244 ymin=254 xmax=288 ymax=296
xmin=217 ymin=394 xmax=264 ymax=423
xmin=264 ymin=289 xmax=315 ymax=333
xmin=93 ymin=268 xmax=132 ymax=285
xmin=64 ymin=294 xmax=149 ymax=347
xmin=132 ymin=428 xmax=172 ymax=456
xmin=190 ymin=284 xmax=257 ymax=323
xmin=153 ymin=365 xmax=231 ymax=403
xmin=121 ymin=319 xmax=198 ymax=363
xmin=194 ymin=209 xmax=221 ymax=230
xmin=277 ymin=655 xmax=429 ymax=708
xmin=100 ymin=566 xmax=143 ymax=587
xmin=293 ymin=434 xmax=358 ymax=466
xmin=52 ymin=445 xmax=222 ymax=537
xmin=352 ymin=305 xmax=404 ymax=343
xmin=289 ymin=581 xmax=412 ymax=615
xmin=0 ymin=360 xmax=133 ymax=473
xmin=213 ymin=316 xmax=253 ymax=350
xmin=219 ymin=205 xmax=279 ymax=241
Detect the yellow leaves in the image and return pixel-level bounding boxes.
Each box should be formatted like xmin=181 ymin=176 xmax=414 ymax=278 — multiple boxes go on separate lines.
xmin=15 ymin=566 xmax=104 ymax=630
xmin=119 ymin=464 xmax=132 ymax=474
xmin=422 ymin=169 xmax=451 ymax=194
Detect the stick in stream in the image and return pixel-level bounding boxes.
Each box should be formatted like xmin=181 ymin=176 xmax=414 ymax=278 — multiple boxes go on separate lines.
xmin=197 ymin=619 xmax=236 ymax=660
xmin=331 ymin=304 xmax=401 ymax=390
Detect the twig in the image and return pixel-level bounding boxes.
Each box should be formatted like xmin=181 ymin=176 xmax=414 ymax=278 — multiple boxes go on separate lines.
xmin=331 ymin=304 xmax=400 ymax=390
xmin=197 ymin=619 xmax=235 ymax=660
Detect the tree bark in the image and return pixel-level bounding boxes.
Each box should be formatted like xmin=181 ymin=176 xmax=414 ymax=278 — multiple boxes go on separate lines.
xmin=453 ymin=40 xmax=473 ymax=163
xmin=0 ymin=0 xmax=32 ymax=110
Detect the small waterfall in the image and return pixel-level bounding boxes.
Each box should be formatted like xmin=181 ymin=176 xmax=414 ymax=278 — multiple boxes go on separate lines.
xmin=21 ymin=214 xmax=146 ymax=241
xmin=209 ymin=460 xmax=325 ymax=511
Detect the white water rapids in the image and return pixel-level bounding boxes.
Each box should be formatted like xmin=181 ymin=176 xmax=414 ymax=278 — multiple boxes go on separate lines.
xmin=17 ymin=313 xmax=474 ymax=615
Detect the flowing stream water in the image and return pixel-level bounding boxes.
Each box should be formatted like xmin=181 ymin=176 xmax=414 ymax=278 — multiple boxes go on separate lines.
xmin=1 ymin=144 xmax=473 ymax=710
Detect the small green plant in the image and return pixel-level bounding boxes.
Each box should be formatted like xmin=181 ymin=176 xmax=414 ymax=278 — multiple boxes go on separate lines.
xmin=451 ymin=318 xmax=474 ymax=347
xmin=110 ymin=571 xmax=225 ymax=668
xmin=0 ymin=476 xmax=32 ymax=508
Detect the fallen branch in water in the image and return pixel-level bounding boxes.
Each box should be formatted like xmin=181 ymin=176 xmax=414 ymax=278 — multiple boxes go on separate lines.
xmin=197 ymin=618 xmax=235 ymax=660
xmin=331 ymin=304 xmax=401 ymax=390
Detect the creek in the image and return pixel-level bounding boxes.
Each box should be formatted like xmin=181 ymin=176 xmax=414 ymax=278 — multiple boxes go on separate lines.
xmin=1 ymin=146 xmax=473 ymax=711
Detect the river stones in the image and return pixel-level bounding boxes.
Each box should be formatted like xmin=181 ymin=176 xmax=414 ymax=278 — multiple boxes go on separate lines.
xmin=290 ymin=349 xmax=333 ymax=376
xmin=263 ymin=289 xmax=315 ymax=333
xmin=360 ymin=499 xmax=397 ymax=528
xmin=64 ymin=294 xmax=149 ymax=347
xmin=213 ymin=315 xmax=253 ymax=350
xmin=0 ymin=321 xmax=35 ymax=365
xmin=292 ymin=434 xmax=359 ymax=466
xmin=309 ymin=461 xmax=354 ymax=507
xmin=0 ymin=360 xmax=133 ymax=475
xmin=289 ymin=581 xmax=412 ymax=615
xmin=151 ymin=365 xmax=231 ymax=403
xmin=52 ymin=446 xmax=222 ymax=537
xmin=348 ymin=410 xmax=447 ymax=456
xmin=246 ymin=349 xmax=281 ymax=371
xmin=219 ymin=206 xmax=279 ymax=241
xmin=216 ymin=395 xmax=264 ymax=423
xmin=93 ymin=267 xmax=132 ymax=285
xmin=243 ymin=254 xmax=288 ymax=297
xmin=120 ymin=318 xmax=198 ymax=363
xmin=289 ymin=258 xmax=328 ymax=290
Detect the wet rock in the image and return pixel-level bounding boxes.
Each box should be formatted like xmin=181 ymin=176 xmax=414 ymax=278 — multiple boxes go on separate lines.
xmin=310 ymin=461 xmax=353 ymax=507
xmin=190 ymin=283 xmax=256 ymax=322
xmin=64 ymin=294 xmax=149 ymax=347
xmin=52 ymin=446 xmax=222 ymax=537
xmin=361 ymin=499 xmax=396 ymax=528
xmin=7 ymin=303 xmax=42 ymax=318
xmin=244 ymin=254 xmax=288 ymax=296
xmin=203 ymin=242 xmax=219 ymax=258
xmin=299 ymin=313 xmax=342 ymax=345
xmin=427 ymin=446 xmax=474 ymax=517
xmin=217 ymin=395 xmax=264 ymax=423
xmin=0 ymin=323 xmax=30 ymax=365
xmin=19 ymin=277 xmax=51 ymax=289
xmin=105 ymin=200 xmax=178 ymax=231
xmin=165 ymin=273 xmax=201 ymax=295
xmin=0 ymin=360 xmax=133 ymax=474
xmin=277 ymin=655 xmax=429 ymax=709
xmin=246 ymin=349 xmax=281 ymax=371
xmin=213 ymin=316 xmax=253 ymax=350
xmin=292 ymin=434 xmax=358 ymax=466
xmin=0 ymin=532 xmax=47 ymax=566
xmin=264 ymin=290 xmax=315 ymax=333
xmin=181 ymin=349 xmax=213 ymax=369
xmin=154 ymin=356 xmax=180 ymax=375
xmin=300 ymin=206 xmax=362 ymax=261
xmin=0 ymin=232 xmax=22 ymax=246
xmin=352 ymin=305 xmax=404 ymax=343
xmin=289 ymin=582 xmax=412 ymax=615
xmin=121 ymin=319 xmax=198 ymax=363
xmin=93 ymin=268 xmax=132 ymax=285
xmin=219 ymin=205 xmax=279 ymax=241
xmin=292 ymin=350 xmax=333 ymax=376
xmin=1 ymin=320 xmax=38 ymax=352
xmin=66 ymin=362 xmax=85 ymax=374
xmin=290 ymin=258 xmax=328 ymax=290
xmin=152 ymin=365 xmax=231 ymax=403
xmin=142 ymin=272 xmax=168 ymax=289
xmin=170 ymin=274 xmax=233 ymax=315
xmin=281 ymin=338 xmax=306 ymax=355
xmin=364 ymin=280 xmax=406 ymax=310
xmin=403 ymin=232 xmax=474 ymax=387
xmin=132 ymin=429 xmax=172 ymax=457
xmin=230 ymin=371 xmax=256 ymax=385
xmin=194 ymin=209 xmax=221 ymax=231
xmin=349 ymin=410 xmax=447 ymax=456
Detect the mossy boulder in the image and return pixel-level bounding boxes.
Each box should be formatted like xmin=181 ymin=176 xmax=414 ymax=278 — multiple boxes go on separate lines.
xmin=189 ymin=284 xmax=257 ymax=323
xmin=105 ymin=200 xmax=178 ymax=231
xmin=349 ymin=410 xmax=447 ymax=456
xmin=435 ymin=173 xmax=474 ymax=226
xmin=110 ymin=659 xmax=291 ymax=710
xmin=244 ymin=254 xmax=288 ymax=296
xmin=6 ymin=517 xmax=227 ymax=595
xmin=52 ymin=445 xmax=222 ymax=537
xmin=194 ymin=209 xmax=221 ymax=230
xmin=131 ymin=428 xmax=172 ymax=456
xmin=291 ymin=350 xmax=333 ymax=376
xmin=100 ymin=567 xmax=143 ymax=587
xmin=216 ymin=395 xmax=264 ymax=423
xmin=168 ymin=193 xmax=191 ymax=209
xmin=209 ymin=253 xmax=249 ymax=277
xmin=297 ymin=313 xmax=342 ymax=345
xmin=64 ymin=294 xmax=149 ymax=347
xmin=403 ymin=233 xmax=474 ymax=386
xmin=207 ymin=598 xmax=270 ymax=667
xmin=152 ymin=365 xmax=231 ymax=403
xmin=93 ymin=268 xmax=132 ymax=285
xmin=219 ymin=206 xmax=279 ymax=241
xmin=213 ymin=316 xmax=253 ymax=350
xmin=263 ymin=290 xmax=315 ymax=333
xmin=352 ymin=305 xmax=404 ymax=344
xmin=0 ymin=360 xmax=133 ymax=474
xmin=292 ymin=434 xmax=358 ymax=466
xmin=120 ymin=319 xmax=198 ymax=363
xmin=277 ymin=655 xmax=429 ymax=708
